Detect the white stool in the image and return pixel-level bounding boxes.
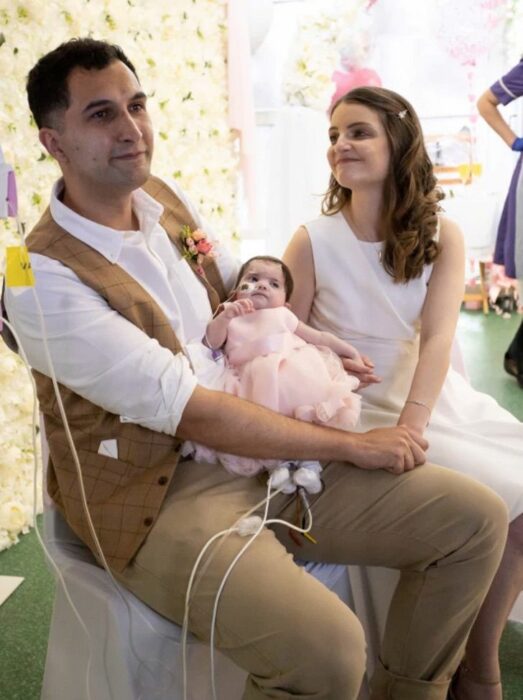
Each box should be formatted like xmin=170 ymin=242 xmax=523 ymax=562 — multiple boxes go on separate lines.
xmin=41 ymin=503 xmax=359 ymax=700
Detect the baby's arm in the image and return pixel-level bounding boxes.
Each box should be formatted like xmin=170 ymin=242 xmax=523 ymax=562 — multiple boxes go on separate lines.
xmin=294 ymin=320 xmax=380 ymax=386
xmin=295 ymin=321 xmax=363 ymax=363
xmin=205 ymin=298 xmax=254 ymax=349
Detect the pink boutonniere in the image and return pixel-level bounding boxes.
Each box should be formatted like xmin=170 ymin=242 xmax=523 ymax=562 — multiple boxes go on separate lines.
xmin=180 ymin=224 xmax=215 ymax=276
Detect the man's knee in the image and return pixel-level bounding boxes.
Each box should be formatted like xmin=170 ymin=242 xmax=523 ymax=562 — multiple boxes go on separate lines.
xmin=460 ymin=478 xmax=509 ymax=552
xmin=296 ymin=608 xmax=367 ymax=697
xmin=434 ymin=473 xmax=509 ymax=579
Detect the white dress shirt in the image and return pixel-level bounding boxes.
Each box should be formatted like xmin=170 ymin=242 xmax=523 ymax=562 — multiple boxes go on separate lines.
xmin=4 ymin=178 xmax=239 ymax=436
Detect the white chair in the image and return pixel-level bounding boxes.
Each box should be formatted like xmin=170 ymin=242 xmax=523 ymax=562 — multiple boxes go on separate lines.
xmin=41 ymin=498 xmax=360 ymax=700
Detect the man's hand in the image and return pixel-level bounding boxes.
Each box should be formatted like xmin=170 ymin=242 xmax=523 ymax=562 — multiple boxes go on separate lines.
xmin=341 ymin=354 xmax=381 ymax=388
xmin=221 ymin=298 xmax=255 ymax=318
xmin=346 ymin=426 xmax=428 ymax=474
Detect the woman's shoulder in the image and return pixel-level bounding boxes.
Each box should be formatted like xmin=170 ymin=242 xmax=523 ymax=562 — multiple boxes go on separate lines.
xmin=432 ymin=214 xmax=465 ymax=269
xmin=437 ymin=214 xmax=465 ymax=245
xmin=300 ymin=212 xmax=342 ymax=239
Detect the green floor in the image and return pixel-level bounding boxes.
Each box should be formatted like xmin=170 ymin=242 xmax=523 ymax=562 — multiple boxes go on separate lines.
xmin=0 ymin=310 xmax=521 ymax=700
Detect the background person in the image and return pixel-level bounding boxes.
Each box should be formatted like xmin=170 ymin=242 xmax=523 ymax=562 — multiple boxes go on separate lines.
xmin=477 ymin=59 xmax=523 ymax=388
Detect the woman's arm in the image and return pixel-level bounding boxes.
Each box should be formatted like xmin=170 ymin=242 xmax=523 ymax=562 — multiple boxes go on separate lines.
xmin=477 ymin=88 xmax=517 ymax=148
xmin=397 ymin=216 xmax=465 ymax=433
xmin=283 ymin=225 xmax=317 ymax=321
xmin=294 ymin=321 xmax=363 ymax=363
xmin=284 ymin=225 xmax=379 ymax=385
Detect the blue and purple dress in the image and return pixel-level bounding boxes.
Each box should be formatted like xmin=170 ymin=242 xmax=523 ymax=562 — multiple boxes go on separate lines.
xmin=490 ymin=59 xmax=523 ymax=280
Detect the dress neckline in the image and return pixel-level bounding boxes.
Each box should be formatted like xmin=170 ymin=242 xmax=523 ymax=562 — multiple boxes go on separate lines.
xmin=336 ymin=210 xmax=384 ymax=246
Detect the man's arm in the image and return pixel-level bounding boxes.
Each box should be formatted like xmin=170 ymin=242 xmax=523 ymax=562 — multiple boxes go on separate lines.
xmin=8 ymin=254 xmax=427 ymax=474
xmin=178 ymin=385 xmax=428 ymax=474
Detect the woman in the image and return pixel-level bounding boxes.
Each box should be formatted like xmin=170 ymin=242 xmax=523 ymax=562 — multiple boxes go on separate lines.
xmin=283 ymin=86 xmax=523 ymax=700
xmin=477 ymin=59 xmax=523 ymax=387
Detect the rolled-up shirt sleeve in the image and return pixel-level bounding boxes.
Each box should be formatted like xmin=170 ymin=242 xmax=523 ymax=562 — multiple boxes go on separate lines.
xmin=4 ymin=255 xmax=197 ymax=436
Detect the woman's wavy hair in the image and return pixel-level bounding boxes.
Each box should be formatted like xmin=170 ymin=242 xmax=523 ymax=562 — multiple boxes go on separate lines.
xmin=323 ymin=86 xmax=444 ymax=282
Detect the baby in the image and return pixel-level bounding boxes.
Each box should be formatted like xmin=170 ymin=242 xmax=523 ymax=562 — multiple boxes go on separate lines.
xmin=191 ymin=255 xmax=365 ymax=493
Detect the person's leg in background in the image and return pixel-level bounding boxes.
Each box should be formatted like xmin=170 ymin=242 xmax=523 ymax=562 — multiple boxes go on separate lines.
xmin=504 ymin=309 xmax=523 ymax=388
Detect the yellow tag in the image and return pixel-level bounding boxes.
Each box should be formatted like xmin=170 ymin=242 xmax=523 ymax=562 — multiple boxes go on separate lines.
xmin=303 ymin=532 xmax=318 ymax=545
xmin=5 ymin=246 xmax=36 ymax=287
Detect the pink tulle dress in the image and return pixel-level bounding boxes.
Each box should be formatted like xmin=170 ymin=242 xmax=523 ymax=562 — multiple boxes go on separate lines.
xmin=190 ymin=307 xmax=360 ymax=477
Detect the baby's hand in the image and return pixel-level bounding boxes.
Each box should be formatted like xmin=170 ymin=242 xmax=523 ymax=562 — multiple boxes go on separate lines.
xmin=341 ymin=354 xmax=381 ymax=388
xmin=221 ymin=298 xmax=255 ymax=318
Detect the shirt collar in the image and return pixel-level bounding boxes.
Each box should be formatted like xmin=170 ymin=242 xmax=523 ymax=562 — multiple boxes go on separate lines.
xmin=49 ymin=179 xmax=165 ymax=264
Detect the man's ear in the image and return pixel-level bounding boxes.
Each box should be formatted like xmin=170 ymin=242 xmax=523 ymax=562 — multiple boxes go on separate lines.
xmin=39 ymin=127 xmax=68 ymax=165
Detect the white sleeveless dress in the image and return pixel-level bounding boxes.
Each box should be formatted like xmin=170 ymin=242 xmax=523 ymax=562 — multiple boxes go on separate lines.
xmin=305 ymin=212 xmax=523 ymax=663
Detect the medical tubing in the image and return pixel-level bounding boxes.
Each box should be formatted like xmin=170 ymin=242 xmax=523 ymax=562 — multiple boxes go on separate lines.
xmin=181 ymin=483 xmax=286 ymax=700
xmin=1 ymin=316 xmax=95 ymax=700
xmin=208 ymin=484 xmax=314 ymax=700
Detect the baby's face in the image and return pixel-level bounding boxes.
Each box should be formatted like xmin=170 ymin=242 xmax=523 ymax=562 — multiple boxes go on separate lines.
xmin=236 ymin=260 xmax=287 ymax=310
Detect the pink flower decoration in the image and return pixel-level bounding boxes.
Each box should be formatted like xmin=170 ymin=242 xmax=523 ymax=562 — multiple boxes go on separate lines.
xmin=180 ymin=224 xmax=215 ymax=276
xmin=196 ymin=239 xmax=213 ymax=255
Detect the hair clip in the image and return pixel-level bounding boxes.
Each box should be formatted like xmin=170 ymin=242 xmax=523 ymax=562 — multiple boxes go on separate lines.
xmin=398 ymin=109 xmax=408 ymax=119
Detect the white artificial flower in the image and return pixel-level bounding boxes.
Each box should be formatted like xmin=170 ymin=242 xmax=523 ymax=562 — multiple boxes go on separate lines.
xmin=0 ymin=501 xmax=29 ymax=532
xmin=283 ymin=0 xmax=371 ymax=110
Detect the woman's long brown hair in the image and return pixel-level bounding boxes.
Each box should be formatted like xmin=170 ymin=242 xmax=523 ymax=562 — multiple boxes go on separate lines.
xmin=323 ymin=86 xmax=444 ymax=282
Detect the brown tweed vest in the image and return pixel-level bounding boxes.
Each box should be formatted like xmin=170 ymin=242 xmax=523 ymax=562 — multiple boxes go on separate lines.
xmin=26 ymin=176 xmax=227 ymax=571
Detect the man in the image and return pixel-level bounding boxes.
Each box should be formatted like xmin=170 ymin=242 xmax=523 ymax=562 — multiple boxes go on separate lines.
xmin=4 ymin=38 xmax=508 ymax=700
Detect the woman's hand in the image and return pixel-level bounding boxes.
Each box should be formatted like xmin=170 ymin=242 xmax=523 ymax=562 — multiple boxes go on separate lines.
xmin=346 ymin=425 xmax=428 ymax=474
xmin=341 ymin=354 xmax=381 ymax=388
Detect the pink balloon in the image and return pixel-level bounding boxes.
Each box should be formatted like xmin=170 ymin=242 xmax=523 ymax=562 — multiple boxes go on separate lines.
xmin=329 ymin=67 xmax=382 ymax=111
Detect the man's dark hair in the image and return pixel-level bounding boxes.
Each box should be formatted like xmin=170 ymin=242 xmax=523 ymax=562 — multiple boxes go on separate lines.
xmin=27 ymin=37 xmax=139 ymax=128
xmin=235 ymin=256 xmax=294 ymax=302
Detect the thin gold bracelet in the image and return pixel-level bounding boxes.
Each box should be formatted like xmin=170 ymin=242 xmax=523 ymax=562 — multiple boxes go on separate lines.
xmin=405 ymin=399 xmax=431 ymax=426
xmin=405 ymin=399 xmax=431 ymax=414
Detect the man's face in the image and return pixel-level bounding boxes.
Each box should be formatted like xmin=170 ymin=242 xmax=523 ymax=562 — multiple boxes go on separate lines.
xmin=43 ymin=60 xmax=154 ymax=197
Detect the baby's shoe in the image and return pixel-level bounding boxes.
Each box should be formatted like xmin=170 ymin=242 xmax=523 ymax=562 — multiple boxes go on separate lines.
xmin=293 ymin=461 xmax=323 ymax=494
xmin=270 ymin=464 xmax=296 ymax=493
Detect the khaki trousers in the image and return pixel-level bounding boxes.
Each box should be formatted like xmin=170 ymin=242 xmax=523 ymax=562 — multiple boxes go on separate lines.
xmin=118 ymin=459 xmax=508 ymax=700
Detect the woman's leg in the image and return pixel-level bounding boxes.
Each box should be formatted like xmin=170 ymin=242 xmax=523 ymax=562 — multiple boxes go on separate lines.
xmin=453 ymin=513 xmax=523 ymax=700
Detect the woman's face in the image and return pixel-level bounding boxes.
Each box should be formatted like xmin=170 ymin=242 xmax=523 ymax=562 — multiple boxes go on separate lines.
xmin=327 ymin=102 xmax=390 ymax=192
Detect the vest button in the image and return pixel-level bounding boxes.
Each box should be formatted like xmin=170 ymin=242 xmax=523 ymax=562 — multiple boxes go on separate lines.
xmin=158 ymin=476 xmax=168 ymax=486
xmin=143 ymin=517 xmax=153 ymax=527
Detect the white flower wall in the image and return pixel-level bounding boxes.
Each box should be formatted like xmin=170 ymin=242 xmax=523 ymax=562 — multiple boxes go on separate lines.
xmin=0 ymin=0 xmax=239 ymax=550
xmin=283 ymin=0 xmax=369 ymax=111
